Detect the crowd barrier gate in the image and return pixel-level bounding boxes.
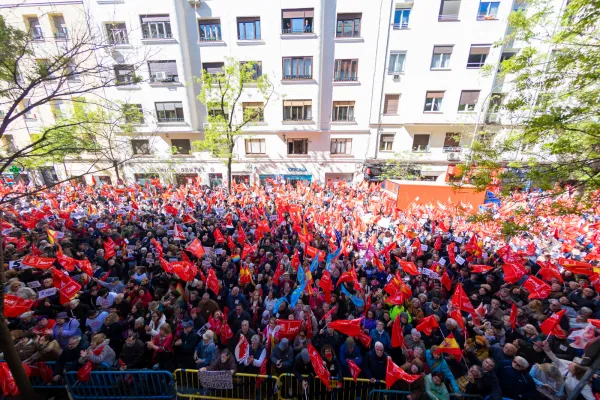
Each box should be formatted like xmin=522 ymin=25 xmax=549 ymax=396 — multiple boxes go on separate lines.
xmin=174 ymin=369 xmax=281 ymax=400
xmin=278 ymin=373 xmax=387 ymax=400
xmin=65 ymin=369 xmax=174 ymax=400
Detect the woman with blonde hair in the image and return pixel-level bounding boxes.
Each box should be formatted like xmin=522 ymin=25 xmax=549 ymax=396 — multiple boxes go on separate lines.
xmin=79 ymin=333 xmax=116 ymax=367
xmin=529 ymin=362 xmax=564 ymax=400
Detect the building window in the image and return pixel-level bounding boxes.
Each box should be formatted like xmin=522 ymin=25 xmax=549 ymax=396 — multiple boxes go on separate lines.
xmin=131 ymin=139 xmax=149 ymax=155
xmin=1 ymin=135 xmax=17 ymax=154
xmin=114 ymin=65 xmax=135 ymax=85
xmin=123 ymin=104 xmax=144 ymax=124
xmin=443 ymin=132 xmax=461 ymax=151
xmin=477 ymin=1 xmax=500 ymax=20
xmin=332 ymin=101 xmax=355 ymax=122
xmin=334 ymin=59 xmax=358 ymax=82
xmin=379 ymin=134 xmax=394 ymax=151
xmin=424 ymin=91 xmax=444 ymax=112
xmin=336 ymin=13 xmax=361 ymax=37
xmin=242 ymin=102 xmax=264 ymax=121
xmin=237 ymin=17 xmax=261 ymax=40
xmin=330 ymin=139 xmax=352 ymax=155
xmin=171 ymin=139 xmax=191 ymax=155
xmin=240 ymin=61 xmax=262 ymax=80
xmin=148 ymin=60 xmax=178 ymax=83
xmin=282 ymin=9 xmax=314 ymax=34
xmin=287 ymin=139 xmax=308 ymax=155
xmin=412 ymin=134 xmax=430 ymax=152
xmin=283 ymin=100 xmax=312 ymax=121
xmin=458 ymin=90 xmax=480 ymax=112
xmin=141 ymin=15 xmax=172 ymax=39
xmin=431 ymin=45 xmax=453 ymax=69
xmin=388 ymin=52 xmax=406 ymax=74
xmin=467 ymin=45 xmax=490 ymax=68
xmin=37 ymin=59 xmax=51 ymax=77
xmin=393 ymin=8 xmax=411 ymax=29
xmin=203 ymin=62 xmax=224 ymax=75
xmin=282 ymin=57 xmax=312 ymax=80
xmin=245 ymin=139 xmax=266 ymax=155
xmin=28 ymin=17 xmax=43 ymax=40
xmin=155 ymin=102 xmax=184 ymax=122
xmin=22 ymin=99 xmax=36 ymax=120
xmin=53 ymin=15 xmax=68 ymax=39
xmin=198 ymin=19 xmax=222 ymax=41
xmin=105 ymin=23 xmax=128 ymax=44
xmin=51 ymin=100 xmax=65 ymax=117
xmin=439 ymin=0 xmax=461 ymax=21
xmin=208 ymin=105 xmax=229 ymax=121
xmin=384 ymin=94 xmax=400 ymax=115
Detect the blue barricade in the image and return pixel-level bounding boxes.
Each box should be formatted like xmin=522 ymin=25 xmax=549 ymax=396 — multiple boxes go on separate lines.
xmin=65 ymin=369 xmax=174 ymax=400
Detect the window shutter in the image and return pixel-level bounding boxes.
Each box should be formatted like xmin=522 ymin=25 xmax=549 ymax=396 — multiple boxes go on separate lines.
xmin=459 ymin=90 xmax=480 ymax=104
xmin=384 ymin=95 xmax=399 ymax=114
xmin=237 ymin=17 xmax=259 ymax=22
xmin=149 ymin=61 xmax=178 ymax=75
xmin=470 ymin=45 xmax=490 ymax=55
xmin=140 ymin=15 xmax=170 ymax=23
xmin=433 ymin=45 xmax=453 ymax=54
xmin=338 ymin=13 xmax=361 ymax=20
xmin=427 ymin=91 xmax=445 ymax=98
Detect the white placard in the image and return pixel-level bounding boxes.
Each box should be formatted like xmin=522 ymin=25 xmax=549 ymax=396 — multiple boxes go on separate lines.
xmin=27 ymin=281 xmax=41 ymax=288
xmin=38 ymin=287 xmax=57 ymax=299
xmin=439 ymin=258 xmax=446 ymax=266
xmin=116 ymin=210 xmax=126 ymax=215
xmin=169 ymin=258 xmax=178 ymax=263
xmin=2 ymin=228 xmax=13 ymax=235
xmin=455 ymin=255 xmax=466 ymax=265
xmin=202 ymin=260 xmax=212 ymax=267
xmin=167 ymin=230 xmax=174 ymax=236
xmin=419 ymin=268 xmax=440 ymax=280
xmin=455 ymin=237 xmax=464 ymax=244
xmin=9 ymin=260 xmax=29 ymax=271
xmin=146 ymin=258 xmax=154 ymax=264
xmin=203 ymin=247 xmax=213 ymax=256
xmin=421 ymin=244 xmax=428 ymax=251
xmin=214 ymin=248 xmax=223 ymax=255
xmin=356 ymin=258 xmax=366 ymax=267
xmin=269 ymin=215 xmax=277 ymax=221
xmin=96 ymin=223 xmax=106 ymax=228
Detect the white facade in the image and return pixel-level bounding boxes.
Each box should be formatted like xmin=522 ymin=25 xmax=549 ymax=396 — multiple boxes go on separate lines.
xmin=0 ymin=0 xmax=561 ymax=187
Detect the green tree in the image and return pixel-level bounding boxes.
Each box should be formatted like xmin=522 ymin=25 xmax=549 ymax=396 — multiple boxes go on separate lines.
xmin=194 ymin=59 xmax=274 ymax=191
xmin=465 ymin=0 xmax=600 ymax=199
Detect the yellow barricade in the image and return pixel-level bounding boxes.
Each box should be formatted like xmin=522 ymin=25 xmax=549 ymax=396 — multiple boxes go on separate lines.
xmin=277 ymin=373 xmax=386 ymax=400
xmin=173 ymin=369 xmax=280 ymax=400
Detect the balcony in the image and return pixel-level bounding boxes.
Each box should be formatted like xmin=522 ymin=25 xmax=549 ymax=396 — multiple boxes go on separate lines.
xmin=282 ymin=26 xmax=313 ymax=35
xmin=442 ymin=146 xmax=462 ymax=153
xmin=54 ymin=31 xmax=68 ymax=40
xmin=412 ymin=145 xmax=430 ymax=153
xmin=333 ymin=75 xmax=358 ymax=82
xmin=282 ymin=75 xmax=312 ymax=81
xmin=142 ymin=33 xmax=174 ymax=40
xmin=477 ymin=13 xmax=498 ymax=21
xmin=30 ymin=29 xmax=44 ymax=40
xmin=157 ymin=117 xmax=185 ymax=123
xmin=149 ymin=76 xmax=179 ymax=84
xmin=393 ymin=22 xmax=409 ymax=29
xmin=438 ymin=14 xmax=459 ymax=21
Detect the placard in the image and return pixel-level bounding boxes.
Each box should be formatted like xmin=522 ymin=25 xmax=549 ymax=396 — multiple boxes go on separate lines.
xmin=146 ymin=258 xmax=154 ymax=264
xmin=214 ymin=248 xmax=223 ymax=255
xmin=455 ymin=255 xmax=466 ymax=265
xmin=455 ymin=237 xmax=463 ymax=244
xmin=269 ymin=215 xmax=277 ymax=221
xmin=27 ymin=281 xmax=41 ymax=288
xmin=167 ymin=230 xmax=174 ymax=236
xmin=438 ymin=258 xmax=446 ymax=266
xmin=9 ymin=260 xmax=30 ymax=271
xmin=419 ymin=268 xmax=440 ymax=280
xmin=421 ymin=244 xmax=428 ymax=251
xmin=198 ymin=370 xmax=233 ymax=390
xmin=38 ymin=287 xmax=57 ymax=299
xmin=169 ymin=258 xmax=178 ymax=263
xmin=202 ymin=260 xmax=212 ymax=267
xmin=96 ymin=223 xmax=106 ymax=229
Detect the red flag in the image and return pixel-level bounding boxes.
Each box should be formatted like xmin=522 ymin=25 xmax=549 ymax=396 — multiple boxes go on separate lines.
xmin=449 ymin=309 xmax=465 ymax=330
xmin=502 ymin=263 xmax=526 ymax=284
xmin=321 ymin=306 xmax=338 ymax=323
xmin=386 ymin=357 xmax=420 ymax=388
xmin=291 ymin=248 xmax=300 ymax=271
xmin=337 ymin=267 xmax=361 ymax=291
xmin=103 ymin=238 xmax=116 ymax=260
xmin=557 ymin=257 xmax=593 ymax=275
xmin=415 ymin=316 xmax=439 ymax=336
xmin=213 ymin=228 xmax=225 ymax=244
xmin=328 ymin=317 xmax=363 ymax=338
xmin=235 ymin=334 xmax=249 ymax=363
xmin=391 ymin=315 xmax=405 ymax=348
xmin=151 ymin=238 xmax=164 ymax=259
xmin=396 ymin=258 xmax=419 ymax=276
xmin=164 ymin=204 xmax=178 ymax=215
xmin=538 ymin=263 xmax=564 ymax=283
xmin=4 ymin=294 xmax=34 ymax=318
xmin=51 ymin=268 xmax=82 ymax=304
xmin=16 ymin=235 xmax=27 ymax=252
xmin=441 ymin=269 xmax=452 ymax=291
xmin=237 ymin=224 xmax=246 ymax=246
xmin=182 ymin=214 xmax=197 ymax=224
xmin=159 ymin=257 xmax=174 ymax=274
xmin=172 ymin=261 xmax=197 ymax=282
xmin=451 ymin=284 xmax=475 ymax=314
xmin=347 ymin=359 xmax=361 ymax=382
xmin=276 ymin=319 xmax=302 ymax=340
xmin=186 ymin=238 xmax=205 ymax=259
xmin=540 ymin=309 xmax=567 ymax=338
xmin=319 ymin=270 xmax=334 ymax=303
xmin=76 ymin=259 xmax=93 ymax=276
xmin=510 ymin=303 xmax=518 ymax=329
xmin=56 ymin=251 xmax=76 ymax=272
xmin=307 ymin=343 xmax=331 ymax=389
xmin=523 ymin=275 xmax=552 ymax=299
xmin=207 ymin=268 xmax=219 ymax=295
xmin=173 ymin=224 xmax=186 ymax=241
xmin=434 ymin=236 xmax=442 ymax=251
xmin=22 ymin=255 xmax=56 ymax=270
xmin=242 ymin=243 xmax=257 ymax=259
xmin=470 ymin=264 xmax=493 ymax=273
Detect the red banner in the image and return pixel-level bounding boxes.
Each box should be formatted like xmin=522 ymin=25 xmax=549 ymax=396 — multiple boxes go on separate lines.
xmin=22 ymin=255 xmax=55 ymax=270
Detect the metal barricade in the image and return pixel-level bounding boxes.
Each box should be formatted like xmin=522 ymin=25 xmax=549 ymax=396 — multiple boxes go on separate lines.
xmin=278 ymin=373 xmax=386 ymax=400
xmin=367 ymin=390 xmax=483 ymax=400
xmin=65 ymin=369 xmax=174 ymax=400
xmin=174 ymin=369 xmax=280 ymax=400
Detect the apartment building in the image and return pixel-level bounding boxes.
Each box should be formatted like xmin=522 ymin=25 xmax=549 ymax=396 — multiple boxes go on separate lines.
xmin=0 ymin=0 xmax=557 ymax=187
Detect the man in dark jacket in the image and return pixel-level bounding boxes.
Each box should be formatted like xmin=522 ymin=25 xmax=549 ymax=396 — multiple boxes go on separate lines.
xmin=53 ymin=335 xmax=87 ymax=381
xmin=364 ymin=342 xmax=389 ymax=382
xmin=230 ymin=320 xmax=256 ymax=352
xmin=120 ymin=332 xmax=146 ymax=369
xmin=227 ymin=304 xmax=251 ymax=334
xmin=175 ymin=321 xmax=200 ymax=368
xmin=497 ymin=356 xmax=537 ymax=400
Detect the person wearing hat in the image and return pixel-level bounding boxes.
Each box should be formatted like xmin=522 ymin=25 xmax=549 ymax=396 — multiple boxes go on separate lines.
xmin=194 ymin=330 xmax=217 ymax=368
xmin=293 ymin=348 xmax=314 ymax=394
xmin=270 ymin=337 xmax=294 ymax=375
xmin=424 ymin=297 xmax=447 ymax=321
xmin=174 ymin=320 xmax=200 ymax=369
xmin=53 ymin=312 xmax=83 ymax=349
xmin=340 ymin=337 xmax=362 ymax=377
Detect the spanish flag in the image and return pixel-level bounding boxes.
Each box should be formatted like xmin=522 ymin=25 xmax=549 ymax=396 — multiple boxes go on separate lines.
xmin=434 ymin=333 xmax=462 ymax=360
xmin=47 ymin=228 xmax=58 ymax=246
xmin=239 ymin=265 xmax=252 ymax=286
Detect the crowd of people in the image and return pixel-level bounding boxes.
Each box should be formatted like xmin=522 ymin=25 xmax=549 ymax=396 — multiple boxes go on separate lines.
xmin=2 ymin=178 xmax=600 ymax=400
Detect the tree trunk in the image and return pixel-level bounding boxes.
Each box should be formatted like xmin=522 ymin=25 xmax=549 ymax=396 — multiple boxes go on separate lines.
xmin=0 ymin=213 xmax=39 ymax=400
xmin=113 ymin=161 xmax=121 ymax=182
xmin=227 ymin=156 xmax=232 ymax=193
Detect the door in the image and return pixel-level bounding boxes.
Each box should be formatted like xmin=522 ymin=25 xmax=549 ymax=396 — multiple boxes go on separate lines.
xmin=208 ymin=173 xmax=223 ymax=188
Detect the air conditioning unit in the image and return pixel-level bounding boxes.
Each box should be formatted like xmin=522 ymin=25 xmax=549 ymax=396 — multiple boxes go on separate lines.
xmin=447 ymin=152 xmax=461 ymax=161
xmin=393 ymin=75 xmax=401 ymax=81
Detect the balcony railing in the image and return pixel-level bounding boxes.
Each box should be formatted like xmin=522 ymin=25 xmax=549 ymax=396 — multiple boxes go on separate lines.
xmin=157 ymin=117 xmax=185 ymax=123
xmin=282 ymin=75 xmax=312 ymax=80
xmin=199 ymin=36 xmax=222 ymax=42
xmin=466 ymin=61 xmax=485 ymax=68
xmin=333 ymin=75 xmax=358 ymax=82
xmin=283 ymin=117 xmax=312 ymax=122
xmin=30 ymin=29 xmax=44 ymax=40
xmin=412 ymin=145 xmax=430 ymax=152
xmin=477 ymin=13 xmax=498 ymax=20
xmin=149 ymin=76 xmax=179 ymax=83
xmin=443 ymin=146 xmax=462 ymax=153
xmin=393 ymin=22 xmax=409 ymax=29
xmin=54 ymin=31 xmax=68 ymax=39
xmin=332 ymin=116 xmax=355 ymax=122
xmin=438 ymin=14 xmax=459 ymax=21
xmin=282 ymin=27 xmax=314 ymax=34
xmin=109 ymin=37 xmax=129 ymax=45
xmin=143 ymin=33 xmax=173 ymax=39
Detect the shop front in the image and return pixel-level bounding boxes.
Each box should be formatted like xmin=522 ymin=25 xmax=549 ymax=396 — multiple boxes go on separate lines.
xmin=324 ymin=172 xmax=354 ymax=183
xmin=134 ymin=173 xmax=159 ymax=185
xmin=259 ymin=174 xmax=312 ymax=186
xmin=175 ymin=173 xmax=198 ymax=186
